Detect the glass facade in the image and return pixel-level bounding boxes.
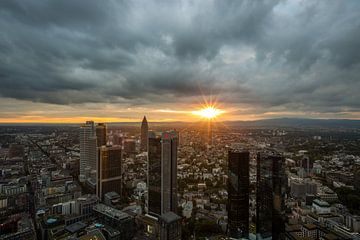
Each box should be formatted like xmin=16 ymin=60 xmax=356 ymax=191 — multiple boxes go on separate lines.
xmin=97 ymin=146 xmax=122 ymax=200
xmin=256 ymin=152 xmax=286 ymax=240
xmin=227 ymin=150 xmax=250 ymax=239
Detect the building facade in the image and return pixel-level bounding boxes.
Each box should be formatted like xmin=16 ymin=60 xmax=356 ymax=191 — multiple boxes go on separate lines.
xmin=256 ymin=152 xmax=287 ymax=240
xmin=79 ymin=121 xmax=97 ymax=182
xmin=96 ymin=123 xmax=107 ymax=148
xmin=227 ymin=149 xmax=250 ymax=239
xmin=140 ymin=116 xmax=149 ymax=152
xmin=97 ymin=146 xmax=122 ymax=201
xmin=148 ymin=131 xmax=178 ymax=216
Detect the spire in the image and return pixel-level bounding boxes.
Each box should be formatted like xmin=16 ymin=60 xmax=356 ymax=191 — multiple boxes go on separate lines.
xmin=140 ymin=116 xmax=149 ymax=152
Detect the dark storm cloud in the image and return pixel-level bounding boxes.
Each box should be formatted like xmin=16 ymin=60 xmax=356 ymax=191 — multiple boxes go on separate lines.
xmin=0 ymin=0 xmax=360 ymax=114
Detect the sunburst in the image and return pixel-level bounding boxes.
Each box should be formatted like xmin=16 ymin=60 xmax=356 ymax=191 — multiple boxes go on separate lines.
xmin=192 ymin=105 xmax=225 ymax=119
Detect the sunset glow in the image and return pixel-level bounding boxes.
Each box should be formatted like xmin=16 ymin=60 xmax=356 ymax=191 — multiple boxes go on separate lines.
xmin=192 ymin=106 xmax=225 ymax=119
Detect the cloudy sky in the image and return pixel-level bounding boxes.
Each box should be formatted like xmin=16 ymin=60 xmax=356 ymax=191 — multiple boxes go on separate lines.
xmin=1 ymin=0 xmax=360 ymax=123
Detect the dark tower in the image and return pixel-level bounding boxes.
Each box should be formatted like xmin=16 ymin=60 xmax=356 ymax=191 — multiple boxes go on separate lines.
xmin=227 ymin=149 xmax=250 ymax=239
xmin=148 ymin=132 xmax=162 ymax=215
xmin=147 ymin=131 xmax=178 ymax=216
xmin=97 ymin=145 xmax=122 ymax=201
xmin=96 ymin=123 xmax=107 ymax=147
xmin=256 ymin=152 xmax=286 ymax=240
xmin=141 ymin=116 xmax=149 ymax=152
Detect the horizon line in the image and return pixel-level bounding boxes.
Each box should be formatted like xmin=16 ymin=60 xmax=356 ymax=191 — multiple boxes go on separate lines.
xmin=1 ymin=117 xmax=360 ymax=125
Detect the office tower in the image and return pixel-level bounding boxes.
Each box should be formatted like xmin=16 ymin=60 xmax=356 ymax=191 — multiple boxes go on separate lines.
xmin=159 ymin=212 xmax=182 ymax=240
xmin=124 ymin=138 xmax=136 ymax=154
xmin=256 ymin=152 xmax=287 ymax=240
xmin=138 ymin=211 xmax=182 ymax=240
xmin=355 ymin=169 xmax=360 ymax=192
xmin=141 ymin=116 xmax=149 ymax=152
xmin=97 ymin=145 xmax=122 ymax=201
xmin=79 ymin=121 xmax=97 ymax=182
xmin=148 ymin=131 xmax=178 ymax=216
xmin=227 ymin=150 xmax=250 ymax=239
xmin=301 ymin=157 xmax=313 ymax=177
xmin=93 ymin=204 xmax=136 ymax=240
xmin=96 ymin=123 xmax=107 ymax=147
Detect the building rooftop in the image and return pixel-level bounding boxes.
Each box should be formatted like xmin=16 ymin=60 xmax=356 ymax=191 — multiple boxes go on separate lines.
xmin=104 ymin=191 xmax=120 ymax=199
xmin=313 ymin=199 xmax=330 ymax=207
xmin=160 ymin=211 xmax=182 ymax=224
xmin=65 ymin=221 xmax=87 ymax=234
xmin=79 ymin=230 xmax=106 ymax=240
xmin=77 ymin=194 xmax=98 ymax=202
xmin=303 ymin=223 xmax=317 ymax=230
xmin=93 ymin=204 xmax=130 ymax=221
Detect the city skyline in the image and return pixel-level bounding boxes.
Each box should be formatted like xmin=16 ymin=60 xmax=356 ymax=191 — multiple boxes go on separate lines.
xmin=1 ymin=1 xmax=360 ymax=239
xmin=1 ymin=0 xmax=360 ymax=123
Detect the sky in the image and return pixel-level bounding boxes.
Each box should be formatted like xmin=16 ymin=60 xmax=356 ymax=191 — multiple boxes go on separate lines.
xmin=1 ymin=0 xmax=360 ymax=123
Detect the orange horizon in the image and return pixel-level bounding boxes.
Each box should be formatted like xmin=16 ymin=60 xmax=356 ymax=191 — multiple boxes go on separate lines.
xmin=1 ymin=115 xmax=359 ymax=124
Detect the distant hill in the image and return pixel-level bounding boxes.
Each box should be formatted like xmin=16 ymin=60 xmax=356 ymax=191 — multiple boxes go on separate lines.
xmin=224 ymin=118 xmax=360 ymax=128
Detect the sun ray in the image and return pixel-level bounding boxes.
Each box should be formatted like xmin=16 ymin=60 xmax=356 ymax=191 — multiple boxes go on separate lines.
xmin=192 ymin=106 xmax=225 ymax=119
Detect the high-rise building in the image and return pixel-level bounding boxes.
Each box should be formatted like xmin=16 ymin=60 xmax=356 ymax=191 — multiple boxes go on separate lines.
xmin=256 ymin=152 xmax=287 ymax=240
xmin=227 ymin=149 xmax=250 ymax=239
xmin=355 ymin=169 xmax=360 ymax=192
xmin=96 ymin=123 xmax=107 ymax=147
xmin=141 ymin=116 xmax=149 ymax=152
xmin=79 ymin=121 xmax=97 ymax=182
xmin=148 ymin=131 xmax=178 ymax=216
xmin=97 ymin=145 xmax=122 ymax=201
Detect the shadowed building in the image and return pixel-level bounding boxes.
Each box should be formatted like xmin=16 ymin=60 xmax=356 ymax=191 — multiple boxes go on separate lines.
xmin=148 ymin=131 xmax=178 ymax=216
xmin=79 ymin=121 xmax=97 ymax=182
xmin=97 ymin=145 xmax=122 ymax=201
xmin=227 ymin=149 xmax=250 ymax=239
xmin=96 ymin=123 xmax=107 ymax=147
xmin=141 ymin=116 xmax=149 ymax=152
xmin=256 ymin=152 xmax=287 ymax=240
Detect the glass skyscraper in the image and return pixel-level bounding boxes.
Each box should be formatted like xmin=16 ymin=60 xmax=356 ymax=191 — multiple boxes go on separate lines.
xmin=256 ymin=152 xmax=287 ymax=240
xmin=147 ymin=130 xmax=178 ymax=216
xmin=97 ymin=145 xmax=122 ymax=201
xmin=96 ymin=123 xmax=107 ymax=147
xmin=227 ymin=149 xmax=250 ymax=239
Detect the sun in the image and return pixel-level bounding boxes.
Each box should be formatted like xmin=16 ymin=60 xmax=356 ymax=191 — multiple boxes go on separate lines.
xmin=192 ymin=106 xmax=224 ymax=119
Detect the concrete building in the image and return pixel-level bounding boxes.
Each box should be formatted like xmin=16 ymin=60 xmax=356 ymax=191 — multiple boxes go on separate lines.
xmin=79 ymin=121 xmax=97 ymax=182
xmin=159 ymin=211 xmax=182 ymax=240
xmin=312 ymin=199 xmax=331 ymax=215
xmin=93 ymin=204 xmax=135 ymax=240
xmin=290 ymin=179 xmax=317 ymax=199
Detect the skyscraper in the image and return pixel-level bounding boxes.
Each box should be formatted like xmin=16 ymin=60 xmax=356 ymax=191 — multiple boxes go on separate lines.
xmin=79 ymin=121 xmax=97 ymax=182
xmin=141 ymin=116 xmax=149 ymax=152
xmin=227 ymin=149 xmax=250 ymax=239
xmin=256 ymin=152 xmax=287 ymax=240
xmin=96 ymin=123 xmax=107 ymax=147
xmin=97 ymin=145 xmax=122 ymax=201
xmin=148 ymin=131 xmax=178 ymax=216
